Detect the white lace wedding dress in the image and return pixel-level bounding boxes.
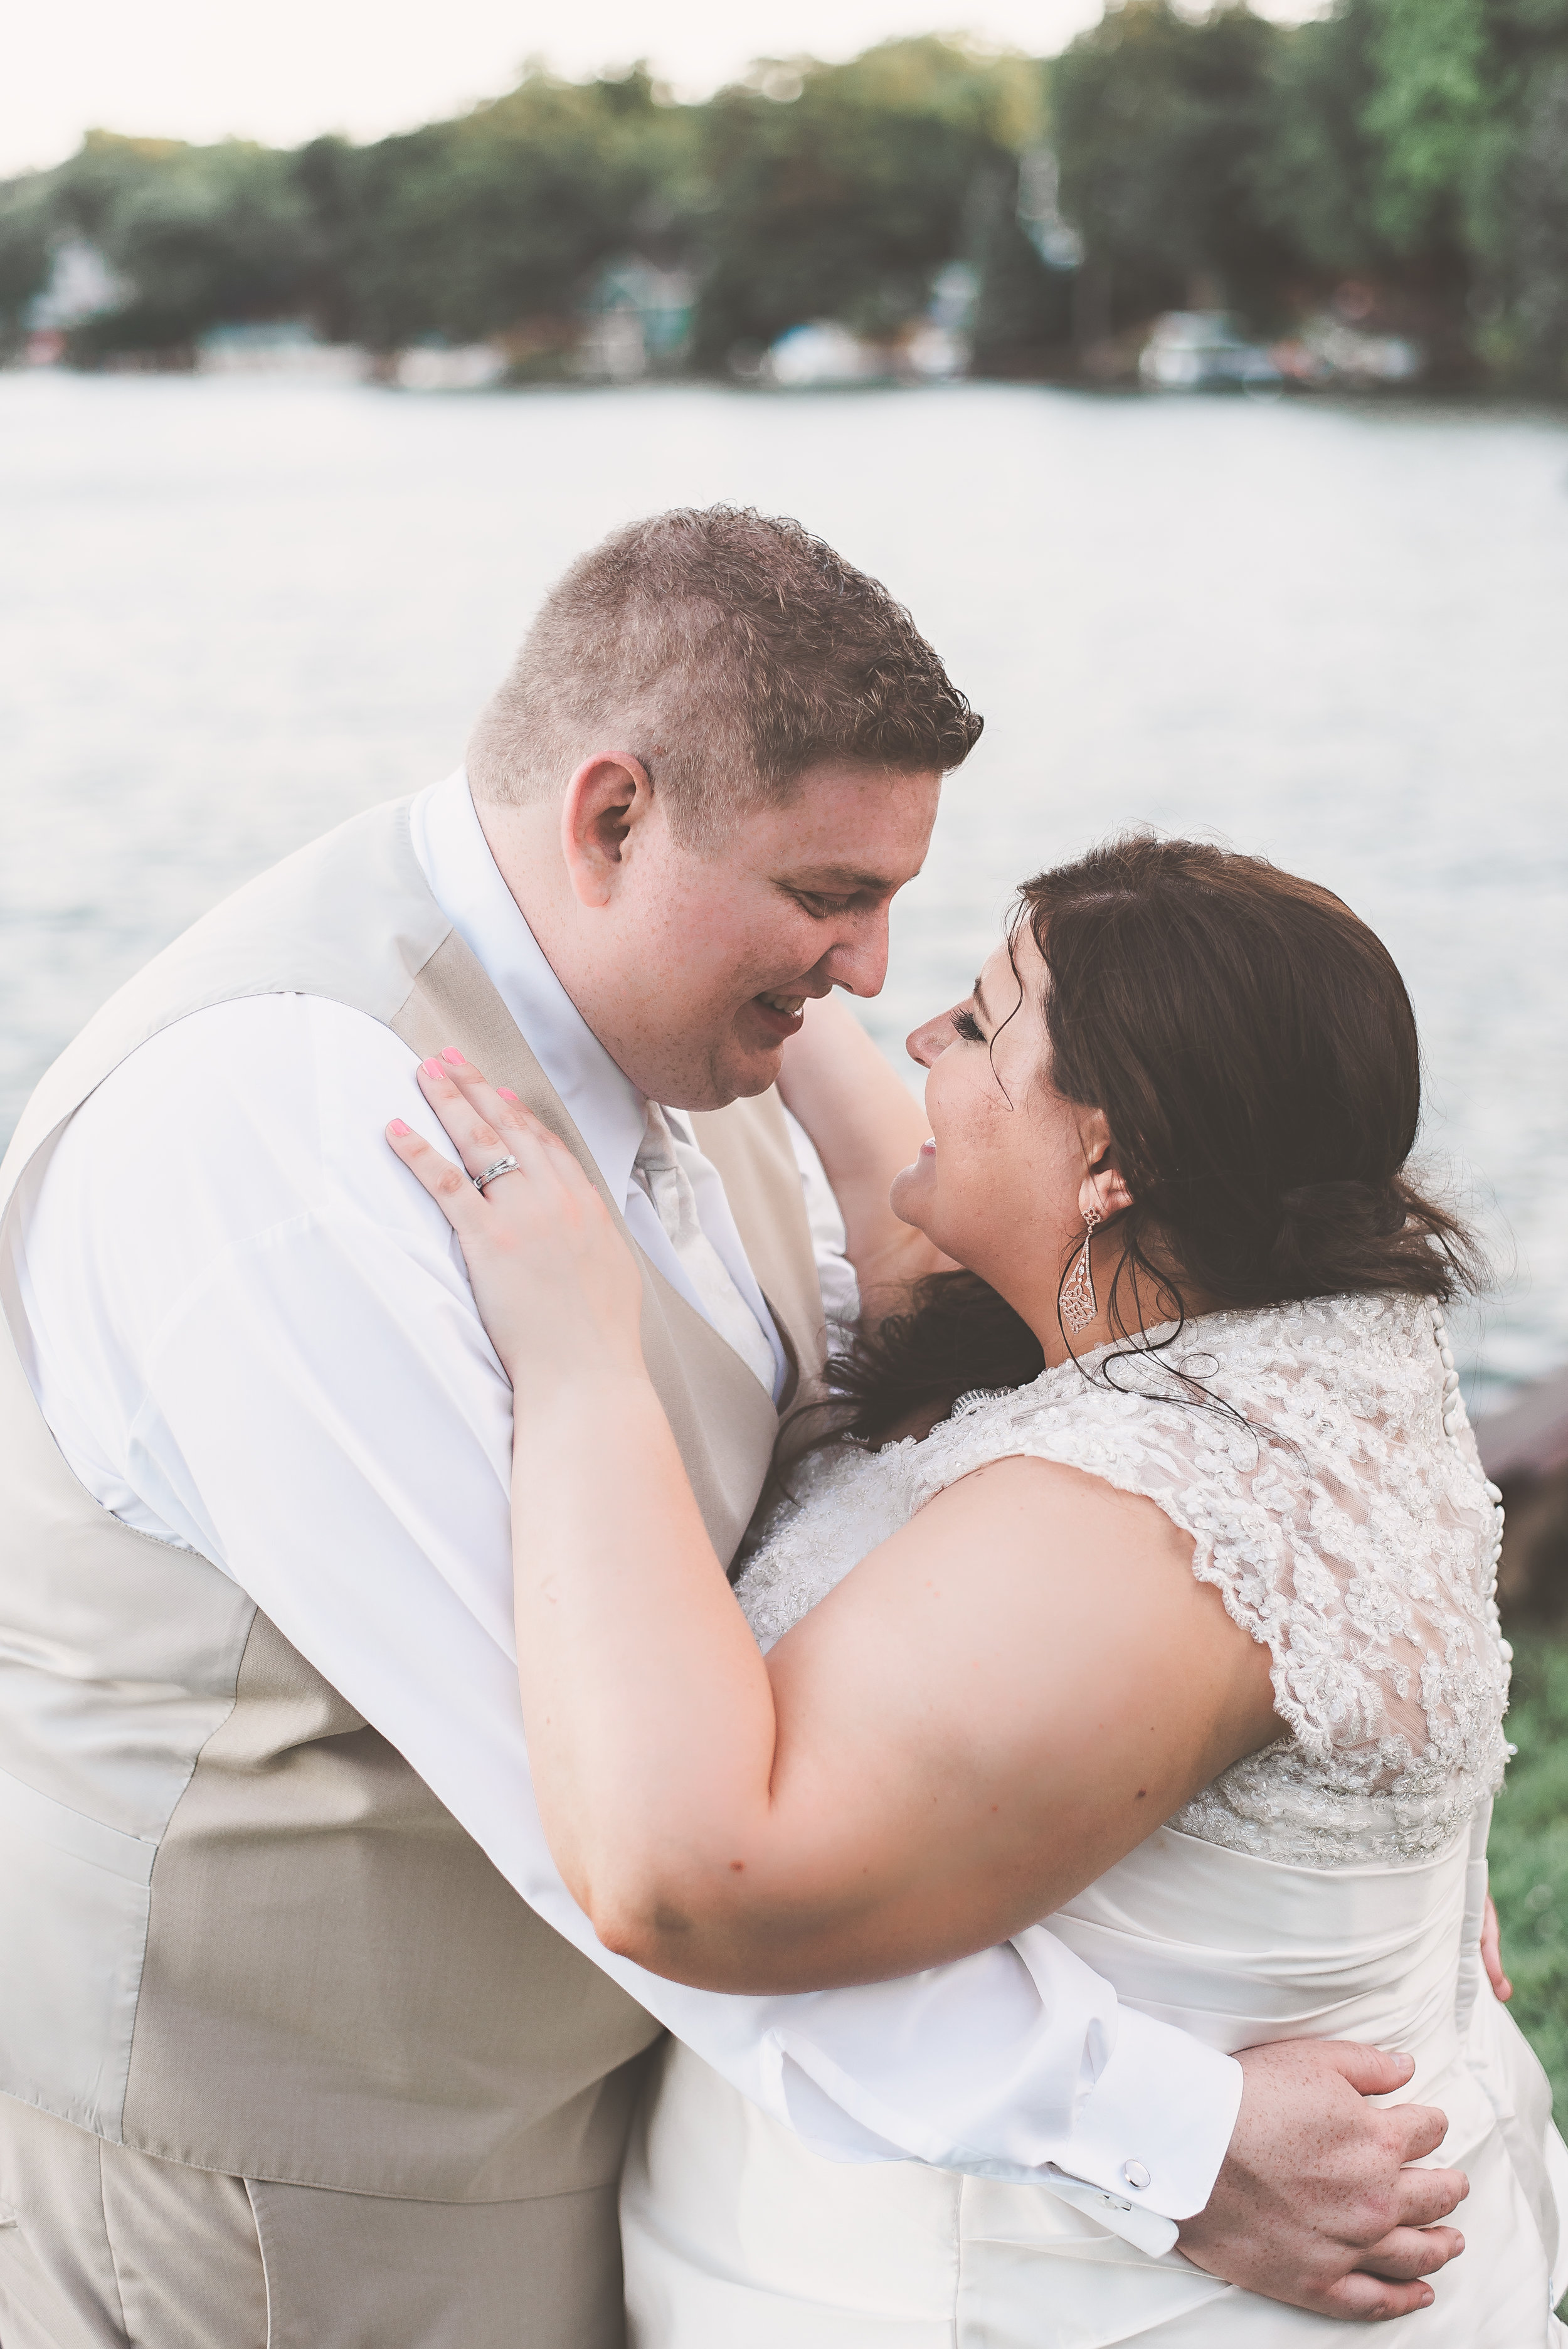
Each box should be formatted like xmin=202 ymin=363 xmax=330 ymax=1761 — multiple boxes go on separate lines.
xmin=621 ymin=1293 xmax=1568 ymax=2345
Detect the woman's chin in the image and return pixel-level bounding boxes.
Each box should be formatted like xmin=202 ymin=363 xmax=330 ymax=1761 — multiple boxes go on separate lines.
xmin=889 ymin=1160 xmax=935 ymax=1231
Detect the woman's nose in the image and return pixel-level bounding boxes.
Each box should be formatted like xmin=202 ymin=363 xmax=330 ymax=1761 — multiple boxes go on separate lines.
xmin=906 ymin=1017 xmax=943 ymax=1068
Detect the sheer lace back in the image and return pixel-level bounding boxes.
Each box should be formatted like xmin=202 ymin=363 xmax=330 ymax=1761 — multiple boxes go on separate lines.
xmin=735 ymin=1293 xmax=1508 ymax=1867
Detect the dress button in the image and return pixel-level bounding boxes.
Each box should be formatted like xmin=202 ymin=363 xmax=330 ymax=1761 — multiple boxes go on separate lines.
xmin=1122 ymin=2160 xmax=1151 ymax=2191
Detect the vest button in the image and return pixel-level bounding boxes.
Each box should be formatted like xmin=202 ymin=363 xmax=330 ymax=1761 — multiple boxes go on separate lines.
xmin=1122 ymin=2160 xmax=1151 ymax=2190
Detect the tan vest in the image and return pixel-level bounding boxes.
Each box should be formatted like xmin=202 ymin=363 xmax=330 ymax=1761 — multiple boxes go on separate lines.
xmin=0 ymin=795 xmax=826 ymax=2207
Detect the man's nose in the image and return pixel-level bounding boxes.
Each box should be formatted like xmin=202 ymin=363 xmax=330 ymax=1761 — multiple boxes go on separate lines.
xmin=821 ymin=911 xmax=889 ymax=999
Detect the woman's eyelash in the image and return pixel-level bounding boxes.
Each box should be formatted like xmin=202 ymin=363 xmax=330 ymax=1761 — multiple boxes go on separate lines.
xmin=951 ymin=1007 xmax=984 ymax=1042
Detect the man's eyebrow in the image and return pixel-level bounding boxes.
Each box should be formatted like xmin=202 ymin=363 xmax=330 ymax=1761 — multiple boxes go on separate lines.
xmin=780 ymin=866 xmax=892 ymax=893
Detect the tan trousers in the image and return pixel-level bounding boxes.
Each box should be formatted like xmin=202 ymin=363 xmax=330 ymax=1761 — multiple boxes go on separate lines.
xmin=0 ymin=2096 xmax=625 ymax=2349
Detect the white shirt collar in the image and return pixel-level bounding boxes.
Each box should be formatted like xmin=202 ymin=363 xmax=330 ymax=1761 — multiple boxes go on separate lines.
xmin=407 ymin=770 xmax=649 ymax=1211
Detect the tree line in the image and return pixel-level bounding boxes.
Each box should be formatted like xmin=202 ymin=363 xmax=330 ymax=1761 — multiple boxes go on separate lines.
xmin=2 ymin=0 xmax=1565 ymax=389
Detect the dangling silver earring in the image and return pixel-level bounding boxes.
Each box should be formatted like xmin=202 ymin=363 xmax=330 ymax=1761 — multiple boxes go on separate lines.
xmin=1061 ymin=1202 xmax=1103 ymax=1335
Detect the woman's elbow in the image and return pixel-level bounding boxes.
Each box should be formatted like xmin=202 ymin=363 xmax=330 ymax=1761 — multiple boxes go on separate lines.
xmin=585 ymin=1886 xmax=696 ymax=1971
xmin=575 ymin=1852 xmax=716 ymax=1973
xmin=578 ymin=1863 xmax=776 ymax=1986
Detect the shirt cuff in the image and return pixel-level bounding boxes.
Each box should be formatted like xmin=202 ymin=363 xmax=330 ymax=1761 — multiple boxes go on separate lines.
xmin=1058 ymin=2005 xmax=1242 ymax=2231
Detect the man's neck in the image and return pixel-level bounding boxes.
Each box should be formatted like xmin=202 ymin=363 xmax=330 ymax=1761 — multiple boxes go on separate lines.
xmin=472 ymin=793 xmax=600 ymax=1021
xmin=472 ymin=795 xmax=559 ymax=938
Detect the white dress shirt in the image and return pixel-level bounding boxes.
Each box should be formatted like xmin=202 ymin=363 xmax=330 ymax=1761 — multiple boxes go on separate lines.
xmin=11 ymin=771 xmax=1241 ymax=2246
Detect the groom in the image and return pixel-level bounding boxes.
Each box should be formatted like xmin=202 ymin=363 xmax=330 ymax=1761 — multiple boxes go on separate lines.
xmin=0 ymin=507 xmax=1464 ymax=2346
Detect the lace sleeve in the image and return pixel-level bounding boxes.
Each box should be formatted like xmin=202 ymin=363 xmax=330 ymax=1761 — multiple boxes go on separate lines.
xmin=903 ymin=1296 xmax=1509 ymax=1863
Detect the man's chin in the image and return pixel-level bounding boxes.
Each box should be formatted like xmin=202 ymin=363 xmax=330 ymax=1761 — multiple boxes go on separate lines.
xmin=663 ymin=1042 xmax=785 ymax=1113
xmin=719 ymin=1044 xmax=787 ymax=1104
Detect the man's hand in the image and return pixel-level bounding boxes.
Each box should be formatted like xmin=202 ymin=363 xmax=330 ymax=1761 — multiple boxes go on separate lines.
xmin=1177 ymin=2042 xmax=1468 ymax=2321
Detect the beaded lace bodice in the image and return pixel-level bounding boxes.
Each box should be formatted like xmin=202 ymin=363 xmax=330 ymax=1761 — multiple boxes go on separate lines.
xmin=735 ymin=1293 xmax=1509 ymax=1867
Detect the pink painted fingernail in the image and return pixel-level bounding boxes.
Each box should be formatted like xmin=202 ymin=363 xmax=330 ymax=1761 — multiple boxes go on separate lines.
xmin=388 ymin=1119 xmax=410 ymax=1137
xmin=497 ymin=1087 xmax=519 ymax=1102
xmin=440 ymin=1047 xmax=465 ymax=1064
xmin=421 ymin=1058 xmax=443 ymax=1078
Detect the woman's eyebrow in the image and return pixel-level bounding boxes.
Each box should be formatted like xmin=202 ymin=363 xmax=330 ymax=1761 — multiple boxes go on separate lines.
xmin=972 ymin=974 xmax=991 ymax=1024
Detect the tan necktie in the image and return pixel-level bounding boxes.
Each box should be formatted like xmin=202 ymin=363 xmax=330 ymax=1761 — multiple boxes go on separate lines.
xmin=633 ymin=1103 xmax=778 ymax=1394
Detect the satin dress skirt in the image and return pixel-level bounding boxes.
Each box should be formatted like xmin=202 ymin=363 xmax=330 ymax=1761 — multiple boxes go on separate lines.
xmin=622 ymin=1820 xmax=1568 ymax=2347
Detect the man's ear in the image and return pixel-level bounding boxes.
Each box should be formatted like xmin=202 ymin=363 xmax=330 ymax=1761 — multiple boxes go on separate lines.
xmin=559 ymin=755 xmax=654 ymax=909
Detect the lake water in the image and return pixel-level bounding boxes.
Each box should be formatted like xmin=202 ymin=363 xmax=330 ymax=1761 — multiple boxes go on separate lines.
xmin=3 ymin=370 xmax=1566 ymax=1407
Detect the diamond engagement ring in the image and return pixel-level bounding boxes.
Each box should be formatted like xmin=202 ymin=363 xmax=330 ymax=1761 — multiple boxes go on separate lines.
xmin=473 ymin=1155 xmax=520 ymax=1192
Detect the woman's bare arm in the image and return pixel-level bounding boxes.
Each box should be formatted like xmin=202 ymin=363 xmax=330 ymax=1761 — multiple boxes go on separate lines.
xmin=512 ymin=1397 xmax=1280 ymax=1991
xmin=776 ymin=992 xmax=955 ymax=1312
xmin=389 ymin=1060 xmax=1281 ymax=1996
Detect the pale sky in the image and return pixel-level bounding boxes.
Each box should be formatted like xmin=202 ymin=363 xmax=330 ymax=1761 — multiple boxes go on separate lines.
xmin=5 ymin=0 xmax=1323 ymax=178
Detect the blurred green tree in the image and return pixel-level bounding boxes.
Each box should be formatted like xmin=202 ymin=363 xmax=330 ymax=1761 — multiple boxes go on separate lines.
xmin=304 ymin=69 xmax=701 ymax=354
xmin=1362 ymin=0 xmax=1502 ymax=257
xmin=690 ymin=38 xmax=1039 ymax=368
xmin=965 ymin=161 xmax=1076 ymax=373
xmin=1051 ymin=2 xmax=1295 ymax=340
xmin=1512 ymin=57 xmax=1568 ymax=386
xmin=1255 ymin=0 xmax=1568 ymax=383
xmin=1486 ymin=1634 xmax=1568 ymax=2119
xmin=1253 ymin=0 xmax=1394 ymax=277
xmin=50 ymin=134 xmax=317 ymax=357
xmin=0 ymin=174 xmax=53 ymax=348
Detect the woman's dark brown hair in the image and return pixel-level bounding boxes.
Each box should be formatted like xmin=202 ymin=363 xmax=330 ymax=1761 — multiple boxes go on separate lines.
xmin=830 ymin=834 xmax=1480 ymax=1446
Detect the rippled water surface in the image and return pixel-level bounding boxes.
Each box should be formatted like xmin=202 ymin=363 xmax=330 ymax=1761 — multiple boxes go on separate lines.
xmin=3 ymin=371 xmax=1565 ymax=1402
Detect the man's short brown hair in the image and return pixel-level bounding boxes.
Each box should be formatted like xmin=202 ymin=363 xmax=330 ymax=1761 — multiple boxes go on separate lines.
xmin=466 ymin=506 xmax=982 ymax=841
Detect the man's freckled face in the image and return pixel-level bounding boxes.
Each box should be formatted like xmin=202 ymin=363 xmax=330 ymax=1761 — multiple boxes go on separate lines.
xmin=607 ymin=764 xmax=941 ymax=1108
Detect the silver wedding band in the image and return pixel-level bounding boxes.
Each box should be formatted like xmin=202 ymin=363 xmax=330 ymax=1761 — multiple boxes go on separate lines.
xmin=473 ymin=1155 xmax=520 ymax=1192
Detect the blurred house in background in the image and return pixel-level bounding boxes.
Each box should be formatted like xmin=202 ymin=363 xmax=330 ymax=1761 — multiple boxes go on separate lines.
xmin=1138 ymin=311 xmax=1282 ymax=394
xmin=197 ymin=321 xmax=361 ymax=378
xmin=1273 ymin=310 xmax=1425 ymax=391
xmin=576 ymin=258 xmax=695 ymax=381
xmin=754 ymin=263 xmax=973 ymax=388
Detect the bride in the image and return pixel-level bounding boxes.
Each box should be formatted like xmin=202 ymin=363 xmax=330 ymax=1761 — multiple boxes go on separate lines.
xmin=388 ymin=834 xmax=1565 ymax=2343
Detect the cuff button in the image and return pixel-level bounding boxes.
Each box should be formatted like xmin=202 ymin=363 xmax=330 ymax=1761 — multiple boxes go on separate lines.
xmin=1121 ymin=2160 xmax=1151 ymax=2191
